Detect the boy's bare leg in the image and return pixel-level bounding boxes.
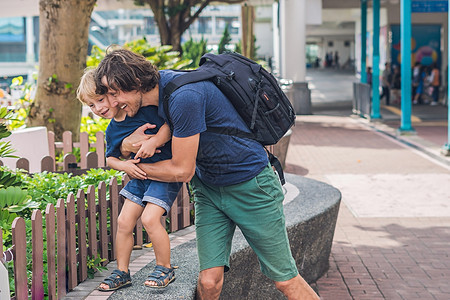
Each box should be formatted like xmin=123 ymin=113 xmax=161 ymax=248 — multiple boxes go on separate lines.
xmin=196 ymin=266 xmax=225 ymax=300
xmin=98 ymin=200 xmax=144 ymax=290
xmin=275 ymin=274 xmax=320 ymax=300
xmin=140 ymin=203 xmax=171 ymax=286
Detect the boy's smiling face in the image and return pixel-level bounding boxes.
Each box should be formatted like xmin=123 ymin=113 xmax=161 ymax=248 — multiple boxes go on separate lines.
xmin=85 ymin=95 xmax=120 ymax=119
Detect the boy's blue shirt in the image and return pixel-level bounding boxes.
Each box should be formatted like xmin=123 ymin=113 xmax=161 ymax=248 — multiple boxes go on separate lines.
xmin=157 ymin=70 xmax=268 ymax=186
xmin=105 ymin=105 xmax=172 ymax=163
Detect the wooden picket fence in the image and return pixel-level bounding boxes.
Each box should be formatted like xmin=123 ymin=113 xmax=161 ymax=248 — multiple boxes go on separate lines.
xmin=1 ymin=175 xmax=193 ymax=299
xmin=0 ymin=130 xmax=106 ymax=174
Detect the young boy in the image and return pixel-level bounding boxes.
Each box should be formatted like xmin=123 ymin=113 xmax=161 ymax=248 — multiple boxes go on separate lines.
xmin=77 ymin=68 xmax=182 ymax=290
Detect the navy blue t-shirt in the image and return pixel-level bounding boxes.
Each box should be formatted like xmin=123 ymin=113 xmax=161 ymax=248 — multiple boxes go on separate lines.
xmin=105 ymin=105 xmax=172 ymax=163
xmin=157 ymin=70 xmax=268 ymax=186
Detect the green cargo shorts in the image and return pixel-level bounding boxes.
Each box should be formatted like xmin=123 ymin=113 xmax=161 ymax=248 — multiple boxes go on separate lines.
xmin=191 ymin=164 xmax=299 ymax=282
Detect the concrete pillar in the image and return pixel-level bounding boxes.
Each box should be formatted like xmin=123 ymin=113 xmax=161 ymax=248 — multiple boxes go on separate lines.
xmin=399 ymin=0 xmax=414 ymax=133
xmin=272 ymin=2 xmax=280 ymax=75
xmin=26 ymin=16 xmax=35 ymax=64
xmin=279 ymin=0 xmax=311 ymax=115
xmin=280 ymin=0 xmax=306 ymax=81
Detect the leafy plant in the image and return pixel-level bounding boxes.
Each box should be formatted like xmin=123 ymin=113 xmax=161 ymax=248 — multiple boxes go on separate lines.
xmin=21 ymin=169 xmax=123 ymax=210
xmin=80 ymin=115 xmax=110 ymax=144
xmin=86 ymin=254 xmax=108 ymax=279
xmin=218 ymin=26 xmax=232 ymax=54
xmin=181 ymin=37 xmax=208 ymax=68
xmin=7 ymin=76 xmax=36 ymax=130
xmin=0 ymin=186 xmax=38 ymax=230
xmin=87 ymin=38 xmax=192 ymax=70
xmin=0 ymin=109 xmax=37 ymax=297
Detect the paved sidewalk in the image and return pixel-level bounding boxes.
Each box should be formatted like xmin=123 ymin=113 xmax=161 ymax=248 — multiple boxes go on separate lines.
xmin=286 ymin=115 xmax=450 ymax=300
xmin=303 ymin=69 xmax=450 ymax=300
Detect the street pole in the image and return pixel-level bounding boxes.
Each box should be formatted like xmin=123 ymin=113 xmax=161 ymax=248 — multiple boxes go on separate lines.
xmin=371 ymin=0 xmax=381 ymax=119
xmin=399 ymin=0 xmax=414 ymax=133
xmin=361 ymin=0 xmax=367 ymax=83
xmin=443 ymin=0 xmax=450 ymax=155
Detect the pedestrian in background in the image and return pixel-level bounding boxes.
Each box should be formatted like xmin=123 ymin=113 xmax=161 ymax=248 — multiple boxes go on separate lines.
xmin=380 ymin=62 xmax=391 ymax=105
xmin=412 ymin=62 xmax=421 ymax=102
xmin=366 ymin=67 xmax=372 ymax=87
xmin=428 ymin=63 xmax=440 ymax=106
xmin=391 ymin=65 xmax=401 ymax=104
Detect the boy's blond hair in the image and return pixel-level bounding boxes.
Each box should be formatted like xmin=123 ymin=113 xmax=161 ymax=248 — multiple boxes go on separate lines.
xmin=77 ymin=68 xmax=98 ymax=104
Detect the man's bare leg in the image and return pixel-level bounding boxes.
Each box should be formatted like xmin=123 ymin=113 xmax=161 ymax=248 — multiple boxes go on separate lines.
xmin=196 ymin=266 xmax=225 ymax=300
xmin=275 ymin=274 xmax=320 ymax=300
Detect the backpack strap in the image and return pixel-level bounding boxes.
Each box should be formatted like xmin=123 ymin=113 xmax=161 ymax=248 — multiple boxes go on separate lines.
xmin=163 ymin=70 xmax=216 ymax=130
xmin=267 ymin=151 xmax=285 ymax=185
xmin=199 ymin=53 xmax=228 ymax=66
xmin=206 ymin=126 xmax=254 ymax=140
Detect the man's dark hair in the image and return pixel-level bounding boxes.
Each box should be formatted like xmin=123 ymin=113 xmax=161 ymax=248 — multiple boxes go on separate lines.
xmin=94 ymin=48 xmax=160 ymax=95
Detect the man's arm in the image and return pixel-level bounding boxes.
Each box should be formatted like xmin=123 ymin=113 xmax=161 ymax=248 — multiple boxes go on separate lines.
xmin=120 ymin=123 xmax=156 ymax=157
xmin=137 ymin=134 xmax=199 ymax=183
xmin=134 ymin=123 xmax=171 ymax=159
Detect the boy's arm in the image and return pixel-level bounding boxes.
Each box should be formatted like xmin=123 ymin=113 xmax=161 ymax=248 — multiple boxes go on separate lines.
xmin=135 ymin=123 xmax=171 ymax=159
xmin=120 ymin=123 xmax=156 ymax=157
xmin=106 ymin=156 xmax=147 ymax=180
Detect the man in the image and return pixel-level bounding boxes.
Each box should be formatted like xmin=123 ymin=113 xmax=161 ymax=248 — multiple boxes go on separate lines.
xmin=93 ymin=48 xmax=319 ymax=300
xmin=380 ymin=62 xmax=391 ymax=105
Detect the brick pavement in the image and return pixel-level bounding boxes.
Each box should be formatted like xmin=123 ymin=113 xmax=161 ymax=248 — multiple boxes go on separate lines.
xmin=286 ymin=115 xmax=450 ymax=300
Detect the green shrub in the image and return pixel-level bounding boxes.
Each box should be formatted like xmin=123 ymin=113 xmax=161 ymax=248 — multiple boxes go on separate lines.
xmin=80 ymin=115 xmax=110 ymax=144
xmin=181 ymin=37 xmax=208 ymax=68
xmin=87 ymin=38 xmax=192 ymax=70
xmin=218 ymin=26 xmax=232 ymax=54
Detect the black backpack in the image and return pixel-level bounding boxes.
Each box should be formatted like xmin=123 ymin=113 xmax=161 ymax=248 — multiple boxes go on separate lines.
xmin=163 ymin=52 xmax=296 ymax=184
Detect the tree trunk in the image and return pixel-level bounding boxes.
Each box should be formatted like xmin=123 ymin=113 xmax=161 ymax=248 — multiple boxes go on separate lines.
xmin=147 ymin=0 xmax=171 ymax=46
xmin=241 ymin=4 xmax=255 ymax=59
xmin=142 ymin=0 xmax=245 ymax=53
xmin=28 ymin=0 xmax=96 ymax=141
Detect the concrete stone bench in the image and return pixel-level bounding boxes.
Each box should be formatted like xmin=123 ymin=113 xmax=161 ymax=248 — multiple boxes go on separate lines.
xmin=1 ymin=126 xmax=49 ymax=173
xmin=108 ymin=173 xmax=341 ymax=299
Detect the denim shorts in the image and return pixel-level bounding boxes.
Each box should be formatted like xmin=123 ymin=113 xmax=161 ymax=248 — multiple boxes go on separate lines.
xmin=120 ymin=179 xmax=183 ymax=215
xmin=191 ymin=164 xmax=299 ymax=282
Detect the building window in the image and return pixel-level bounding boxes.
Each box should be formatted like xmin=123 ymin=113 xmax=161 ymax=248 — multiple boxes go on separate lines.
xmin=216 ymin=16 xmax=239 ymax=35
xmin=144 ymin=16 xmax=158 ymax=35
xmin=188 ymin=16 xmax=212 ymax=35
xmin=0 ymin=17 xmax=26 ymax=62
xmin=0 ymin=17 xmax=24 ymax=42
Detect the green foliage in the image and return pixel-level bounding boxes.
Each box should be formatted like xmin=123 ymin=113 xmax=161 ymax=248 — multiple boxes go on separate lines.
xmin=83 ymin=168 xmax=123 ymax=187
xmin=0 ymin=112 xmax=34 ymax=297
xmin=21 ymin=169 xmax=123 ymax=210
xmin=252 ymin=35 xmax=260 ymax=61
xmin=0 ymin=186 xmax=37 ymax=214
xmin=6 ymin=76 xmax=36 ymax=130
xmin=234 ymin=40 xmax=242 ymax=54
xmin=218 ymin=26 xmax=232 ymax=54
xmin=80 ymin=115 xmax=110 ymax=144
xmin=87 ymin=254 xmax=108 ymax=279
xmin=181 ymin=37 xmax=208 ymax=68
xmin=87 ymin=39 xmax=192 ymax=70
xmin=86 ymin=45 xmax=106 ymax=68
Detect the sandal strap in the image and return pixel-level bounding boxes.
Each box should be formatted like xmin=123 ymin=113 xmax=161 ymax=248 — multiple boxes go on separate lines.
xmin=102 ymin=269 xmax=130 ymax=287
xmin=146 ymin=265 xmax=175 ymax=286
